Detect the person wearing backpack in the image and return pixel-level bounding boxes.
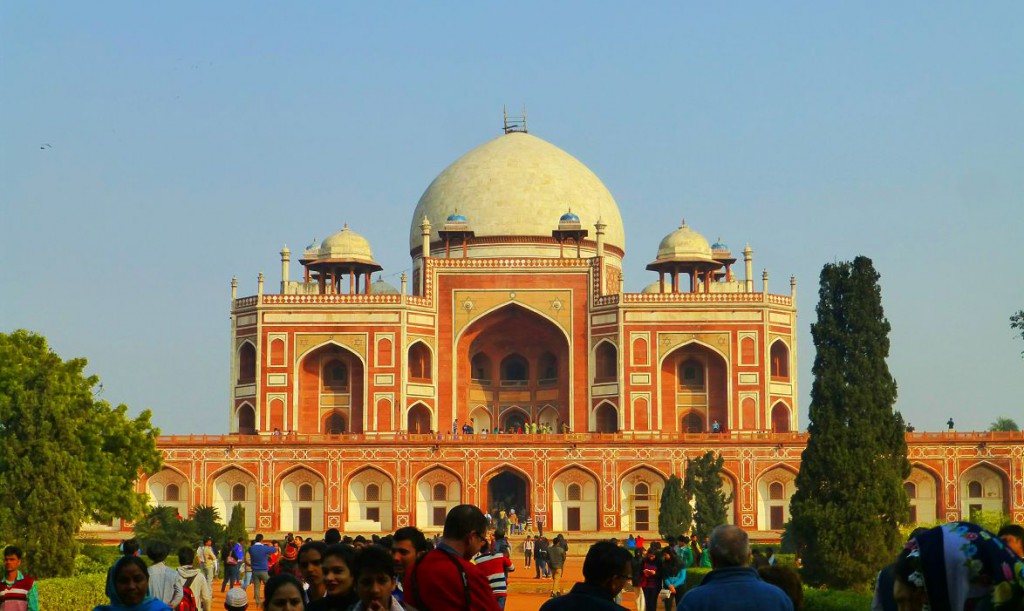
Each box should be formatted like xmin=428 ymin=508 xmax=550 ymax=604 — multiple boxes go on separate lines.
xmin=176 ymin=547 xmax=211 ymax=611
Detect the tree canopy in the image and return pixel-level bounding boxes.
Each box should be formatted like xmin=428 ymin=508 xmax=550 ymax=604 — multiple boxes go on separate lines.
xmin=989 ymin=417 xmax=1020 ymax=432
xmin=789 ymin=257 xmax=910 ymax=590
xmin=685 ymin=451 xmax=733 ymax=542
xmin=0 ymin=330 xmax=162 ymax=577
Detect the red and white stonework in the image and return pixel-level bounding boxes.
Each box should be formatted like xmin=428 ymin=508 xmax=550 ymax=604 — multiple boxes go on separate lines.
xmin=115 ymin=130 xmax=1022 ymax=538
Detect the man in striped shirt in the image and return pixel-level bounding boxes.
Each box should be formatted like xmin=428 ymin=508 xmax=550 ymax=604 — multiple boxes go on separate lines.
xmin=474 ymin=540 xmax=514 ymax=609
xmin=1 ymin=546 xmax=38 ymax=611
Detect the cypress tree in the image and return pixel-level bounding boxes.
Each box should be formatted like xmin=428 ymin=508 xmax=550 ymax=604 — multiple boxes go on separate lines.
xmin=789 ymin=256 xmax=910 ymax=589
xmin=687 ymin=451 xmax=732 ymax=541
xmin=658 ymin=474 xmax=692 ymax=538
xmin=226 ymin=503 xmax=248 ymax=544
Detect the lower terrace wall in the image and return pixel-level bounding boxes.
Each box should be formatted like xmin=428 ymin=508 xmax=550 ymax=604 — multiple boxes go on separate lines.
xmin=101 ymin=432 xmax=1024 ymax=538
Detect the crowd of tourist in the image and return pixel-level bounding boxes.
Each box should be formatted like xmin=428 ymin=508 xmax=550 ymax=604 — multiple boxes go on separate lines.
xmin=3 ymin=508 xmax=1022 ymax=611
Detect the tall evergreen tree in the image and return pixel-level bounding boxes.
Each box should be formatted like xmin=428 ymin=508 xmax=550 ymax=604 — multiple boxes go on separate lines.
xmin=658 ymin=474 xmax=692 ymax=538
xmin=686 ymin=451 xmax=733 ymax=541
xmin=226 ymin=503 xmax=248 ymax=544
xmin=789 ymin=256 xmax=910 ymax=589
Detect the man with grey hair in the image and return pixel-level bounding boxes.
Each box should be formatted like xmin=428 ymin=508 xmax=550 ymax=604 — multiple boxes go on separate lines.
xmin=676 ymin=525 xmax=793 ymax=611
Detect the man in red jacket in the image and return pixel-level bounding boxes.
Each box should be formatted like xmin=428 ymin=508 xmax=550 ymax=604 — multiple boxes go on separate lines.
xmin=402 ymin=504 xmax=500 ymax=611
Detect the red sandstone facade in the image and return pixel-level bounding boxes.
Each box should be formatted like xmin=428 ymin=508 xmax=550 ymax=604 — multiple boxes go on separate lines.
xmin=117 ymin=130 xmax=1023 ymax=539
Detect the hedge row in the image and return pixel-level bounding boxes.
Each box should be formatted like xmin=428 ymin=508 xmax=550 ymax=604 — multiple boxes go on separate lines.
xmin=37 ymin=573 xmax=107 ymax=610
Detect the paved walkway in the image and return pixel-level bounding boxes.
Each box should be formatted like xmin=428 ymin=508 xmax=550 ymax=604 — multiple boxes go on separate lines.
xmin=210 ymin=556 xmax=640 ymax=611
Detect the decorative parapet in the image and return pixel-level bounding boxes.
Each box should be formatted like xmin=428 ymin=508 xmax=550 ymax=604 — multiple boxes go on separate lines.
xmin=430 ymin=256 xmax=593 ymax=270
xmin=261 ymin=294 xmax=402 ymax=305
xmin=597 ymin=292 xmax=794 ymax=306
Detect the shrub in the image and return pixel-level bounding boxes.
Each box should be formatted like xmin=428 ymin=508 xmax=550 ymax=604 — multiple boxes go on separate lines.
xmin=37 ymin=573 xmax=107 ymax=609
xmin=804 ymin=587 xmax=873 ymax=610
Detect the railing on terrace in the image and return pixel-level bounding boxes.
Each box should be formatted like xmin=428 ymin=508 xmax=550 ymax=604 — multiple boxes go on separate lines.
xmin=158 ymin=430 xmax=1024 ymax=446
xmin=159 ymin=431 xmax=811 ymax=445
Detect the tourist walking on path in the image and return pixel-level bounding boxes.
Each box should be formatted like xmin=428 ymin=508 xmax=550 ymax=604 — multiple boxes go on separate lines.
xmin=176 ymin=546 xmax=212 ymax=611
xmin=1 ymin=545 xmax=39 ymax=611
xmin=247 ymin=534 xmax=274 ymax=607
xmin=474 ymin=540 xmax=515 ymax=609
xmin=638 ymin=546 xmax=660 ymax=611
xmin=523 ymin=536 xmax=534 ymax=569
xmin=548 ymin=536 xmax=567 ymax=597
xmin=196 ymin=538 xmax=217 ymax=593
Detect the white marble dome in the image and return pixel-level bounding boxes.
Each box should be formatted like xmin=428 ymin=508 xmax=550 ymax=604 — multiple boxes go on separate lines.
xmin=410 ymin=132 xmax=625 ymax=254
xmin=317 ymin=225 xmax=376 ymax=263
xmin=655 ymin=221 xmax=714 ymax=263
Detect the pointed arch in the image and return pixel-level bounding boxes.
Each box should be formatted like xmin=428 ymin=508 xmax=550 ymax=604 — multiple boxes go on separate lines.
xmin=414 ymin=466 xmax=464 ymax=530
xmin=662 ymin=340 xmax=730 ymax=432
xmin=499 ymin=406 xmax=530 ymax=432
xmin=593 ymin=401 xmax=619 ymax=433
xmin=960 ymin=462 xmax=1010 ymax=518
xmin=237 ymin=340 xmax=256 ymax=384
xmin=470 ymin=405 xmax=492 ymax=432
xmin=297 ymin=340 xmax=365 ymax=434
xmin=770 ymin=401 xmax=792 ymax=433
xmin=322 ymin=410 xmax=346 ymax=434
xmin=146 ymin=467 xmax=190 ymax=517
xmin=346 ymin=466 xmax=394 ymax=530
xmin=406 ymin=402 xmax=432 ymax=434
xmin=210 ymin=465 xmax=258 ymax=530
xmin=756 ymin=465 xmax=798 ymax=530
xmin=619 ymin=467 xmax=666 ymax=532
xmin=408 ymin=341 xmax=432 ymax=382
xmin=770 ymin=339 xmax=790 ymax=380
xmin=235 ymin=403 xmax=257 ymax=435
xmin=551 ymin=466 xmax=599 ymax=531
xmin=906 ymin=464 xmax=940 ymax=524
xmin=594 ymin=339 xmax=618 ymax=383
xmin=279 ymin=465 xmax=326 ymax=533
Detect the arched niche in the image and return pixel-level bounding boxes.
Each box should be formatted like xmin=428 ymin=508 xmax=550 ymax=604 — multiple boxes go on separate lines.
xmin=415 ymin=467 xmax=462 ymax=531
xmin=347 ymin=468 xmax=393 ymax=531
xmin=906 ymin=465 xmax=940 ymax=524
xmin=551 ymin=467 xmax=598 ymax=532
xmin=298 ymin=343 xmax=364 ymax=434
xmin=619 ymin=468 xmax=666 ymax=533
xmin=147 ymin=468 xmax=189 ymax=518
xmin=960 ymin=463 xmax=1009 ymax=519
xmin=279 ymin=468 xmax=325 ymax=533
xmin=211 ymin=467 xmax=257 ymax=530
xmin=756 ymin=467 xmax=796 ymax=531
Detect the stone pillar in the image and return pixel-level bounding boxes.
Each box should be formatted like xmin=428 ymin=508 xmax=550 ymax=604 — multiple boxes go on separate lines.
xmin=231 ymin=276 xmax=238 ymax=300
xmin=257 ymin=272 xmax=264 ymax=297
xmin=762 ymin=270 xmax=769 ymax=296
xmin=400 ymin=271 xmax=408 ymax=296
xmin=279 ymin=246 xmax=290 ymax=293
xmin=744 ymin=245 xmax=754 ymax=292
xmin=420 ymin=217 xmax=431 ymax=297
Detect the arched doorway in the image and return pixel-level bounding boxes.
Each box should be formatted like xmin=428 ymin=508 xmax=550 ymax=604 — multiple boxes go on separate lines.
xmin=663 ymin=343 xmax=729 ymax=431
xmin=771 ymin=402 xmax=791 ymax=432
xmin=458 ymin=305 xmax=571 ymax=430
xmin=594 ymin=403 xmax=618 ymax=433
xmin=500 ymin=409 xmax=528 ymax=432
xmin=407 ymin=403 xmax=431 ymax=434
xmin=298 ymin=343 xmax=364 ymax=434
xmin=486 ymin=470 xmax=530 ymax=524
xmin=236 ymin=404 xmax=257 ymax=435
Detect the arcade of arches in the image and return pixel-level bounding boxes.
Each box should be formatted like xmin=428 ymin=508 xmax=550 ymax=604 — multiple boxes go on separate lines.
xmin=138 ymin=443 xmax=1023 ymax=536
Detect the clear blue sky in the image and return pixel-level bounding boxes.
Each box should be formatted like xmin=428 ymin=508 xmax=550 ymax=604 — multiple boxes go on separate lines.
xmin=2 ymin=2 xmax=1022 ymax=435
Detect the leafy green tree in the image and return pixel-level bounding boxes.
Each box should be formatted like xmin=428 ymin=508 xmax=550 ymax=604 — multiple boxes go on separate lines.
xmin=789 ymin=257 xmax=910 ymax=590
xmin=658 ymin=474 xmax=692 ymax=538
xmin=0 ymin=330 xmax=162 ymax=577
xmin=1011 ymin=310 xmax=1024 ymax=356
xmin=134 ymin=505 xmax=198 ymax=551
xmin=191 ymin=505 xmax=226 ymax=545
xmin=989 ymin=417 xmax=1020 ymax=432
xmin=686 ymin=451 xmax=733 ymax=541
xmin=225 ymin=503 xmax=248 ymax=544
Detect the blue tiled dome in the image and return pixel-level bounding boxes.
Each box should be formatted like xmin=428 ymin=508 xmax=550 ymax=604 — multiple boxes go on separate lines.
xmin=560 ymin=211 xmax=580 ymax=222
xmin=447 ymin=213 xmax=468 ymax=223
